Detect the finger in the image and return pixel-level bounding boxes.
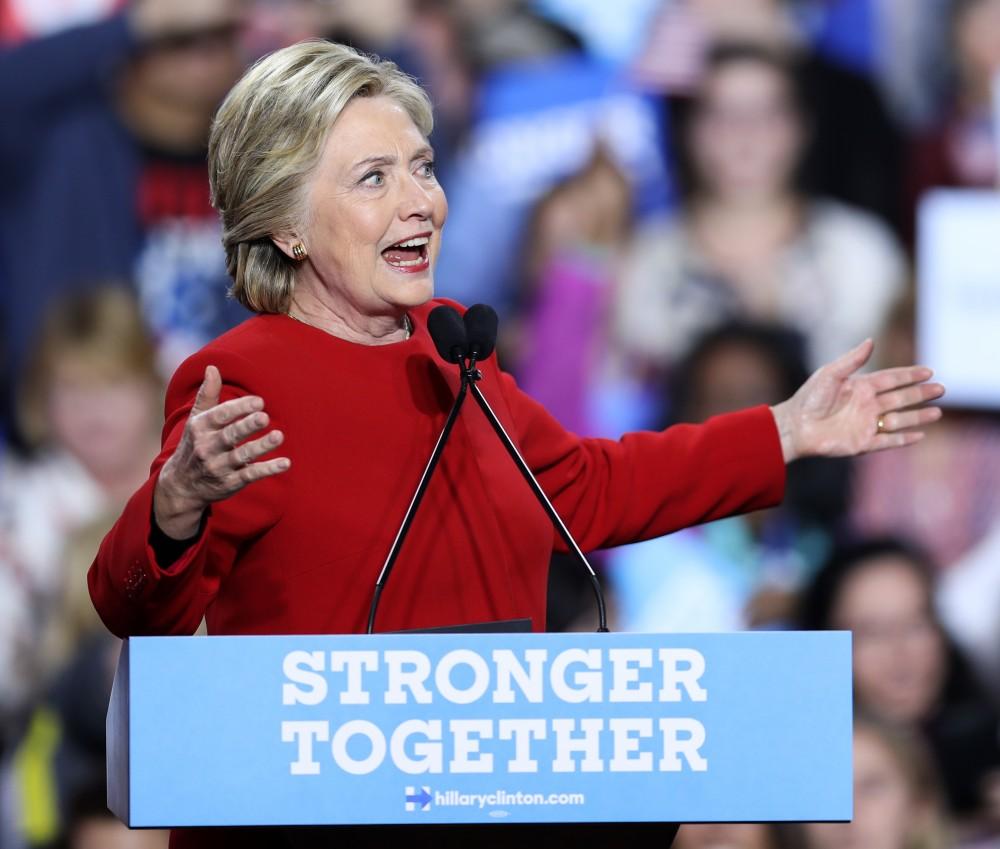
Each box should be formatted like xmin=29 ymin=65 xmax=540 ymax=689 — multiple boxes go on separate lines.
xmin=203 ymin=394 xmax=265 ymax=429
xmin=877 ymin=383 xmax=946 ymax=413
xmin=228 ymin=429 xmax=284 ymax=469
xmin=218 ymin=411 xmax=270 ymax=452
xmin=191 ymin=365 xmax=222 ymax=415
xmin=827 ymin=338 xmax=874 ymax=379
xmin=871 ymin=431 xmax=925 ymax=452
xmin=868 ymin=365 xmax=935 ymax=393
xmin=236 ymin=456 xmax=292 ymax=485
xmin=881 ymin=406 xmax=943 ymax=433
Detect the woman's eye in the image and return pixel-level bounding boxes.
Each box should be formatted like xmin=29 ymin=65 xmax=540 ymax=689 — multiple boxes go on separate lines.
xmin=361 ymin=171 xmax=385 ymax=187
xmin=419 ymin=161 xmax=436 ymax=179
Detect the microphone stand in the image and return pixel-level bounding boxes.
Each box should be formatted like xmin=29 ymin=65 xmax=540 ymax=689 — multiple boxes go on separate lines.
xmin=366 ymin=375 xmax=469 ymax=634
xmin=462 ymin=360 xmax=610 ymax=633
xmin=367 ymin=344 xmax=609 ymax=634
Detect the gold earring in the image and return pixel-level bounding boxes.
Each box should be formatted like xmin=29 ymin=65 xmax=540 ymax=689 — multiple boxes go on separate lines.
xmin=291 ymin=242 xmax=307 ymax=261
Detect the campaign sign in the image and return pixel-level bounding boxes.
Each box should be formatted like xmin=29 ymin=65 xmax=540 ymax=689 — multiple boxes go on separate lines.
xmin=109 ymin=632 xmax=851 ymax=827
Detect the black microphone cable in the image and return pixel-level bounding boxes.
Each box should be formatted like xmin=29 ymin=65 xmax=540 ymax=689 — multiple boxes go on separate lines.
xmin=461 ymin=304 xmax=610 ymax=633
xmin=366 ymin=306 xmax=470 ymax=634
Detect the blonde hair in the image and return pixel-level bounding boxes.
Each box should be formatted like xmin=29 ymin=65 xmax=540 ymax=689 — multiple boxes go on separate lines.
xmin=18 ymin=287 xmax=159 ymax=449
xmin=208 ymin=40 xmax=434 ymax=314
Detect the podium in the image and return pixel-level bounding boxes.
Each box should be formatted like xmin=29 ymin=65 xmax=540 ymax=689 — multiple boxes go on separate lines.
xmin=107 ymin=631 xmax=851 ymax=845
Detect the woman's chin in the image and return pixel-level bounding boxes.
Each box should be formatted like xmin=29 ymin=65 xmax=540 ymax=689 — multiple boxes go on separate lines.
xmin=383 ymin=273 xmax=434 ymax=307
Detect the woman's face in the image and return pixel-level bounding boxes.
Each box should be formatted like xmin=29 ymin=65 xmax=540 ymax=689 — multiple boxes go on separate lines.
xmin=831 ymin=557 xmax=946 ymax=724
xmin=955 ymin=0 xmax=1000 ymax=96
xmin=675 ymin=823 xmax=775 ymax=849
xmin=687 ymin=342 xmax=786 ymax=422
xmin=48 ymin=361 xmax=159 ymax=480
xmin=803 ymin=727 xmax=922 ymax=849
xmin=295 ymin=95 xmax=447 ymax=319
xmin=689 ymin=60 xmax=803 ymax=201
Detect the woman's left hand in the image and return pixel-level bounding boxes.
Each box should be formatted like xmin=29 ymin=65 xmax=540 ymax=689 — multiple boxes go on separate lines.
xmin=770 ymin=339 xmax=945 ymax=463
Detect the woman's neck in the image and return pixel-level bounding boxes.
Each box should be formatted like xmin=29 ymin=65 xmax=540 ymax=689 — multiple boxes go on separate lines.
xmin=689 ymin=192 xmax=802 ymax=255
xmin=288 ymin=285 xmax=410 ymax=346
xmin=78 ymin=433 xmax=163 ymax=505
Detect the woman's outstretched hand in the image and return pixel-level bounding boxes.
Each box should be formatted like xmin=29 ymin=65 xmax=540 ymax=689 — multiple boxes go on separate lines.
xmin=770 ymin=339 xmax=945 ymax=464
xmin=153 ymin=366 xmax=291 ymax=540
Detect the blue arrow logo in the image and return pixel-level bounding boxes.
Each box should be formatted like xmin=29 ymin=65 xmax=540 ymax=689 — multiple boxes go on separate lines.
xmin=404 ymin=786 xmax=432 ymax=811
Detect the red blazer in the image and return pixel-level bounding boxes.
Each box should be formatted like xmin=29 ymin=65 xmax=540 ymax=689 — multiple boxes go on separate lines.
xmin=88 ymin=299 xmax=785 ymax=637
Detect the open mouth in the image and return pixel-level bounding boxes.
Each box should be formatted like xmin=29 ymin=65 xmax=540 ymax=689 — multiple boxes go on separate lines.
xmin=381 ymin=234 xmax=431 ymax=273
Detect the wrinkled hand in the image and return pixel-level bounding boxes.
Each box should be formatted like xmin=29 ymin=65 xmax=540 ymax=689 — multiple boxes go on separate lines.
xmin=153 ymin=366 xmax=290 ymax=540
xmin=770 ymin=340 xmax=945 ymax=463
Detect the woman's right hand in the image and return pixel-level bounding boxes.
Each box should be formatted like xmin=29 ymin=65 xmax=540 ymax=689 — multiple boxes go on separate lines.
xmin=153 ymin=366 xmax=291 ymax=540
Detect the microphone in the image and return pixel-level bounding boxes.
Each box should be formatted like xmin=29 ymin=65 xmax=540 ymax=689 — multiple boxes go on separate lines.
xmin=460 ymin=305 xmax=609 ymax=633
xmin=366 ymin=306 xmax=471 ymax=633
xmin=463 ymin=303 xmax=498 ymax=362
xmin=427 ymin=304 xmax=468 ymax=363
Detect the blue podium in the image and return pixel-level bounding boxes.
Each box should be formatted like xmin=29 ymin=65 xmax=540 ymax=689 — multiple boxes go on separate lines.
xmin=108 ymin=631 xmax=851 ymax=843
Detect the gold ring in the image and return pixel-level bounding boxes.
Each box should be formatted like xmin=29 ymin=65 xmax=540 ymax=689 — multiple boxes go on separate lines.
xmin=876 ymin=416 xmax=886 ymax=434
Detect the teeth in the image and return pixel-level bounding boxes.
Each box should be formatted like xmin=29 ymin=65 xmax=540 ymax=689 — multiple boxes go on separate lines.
xmin=392 ymin=236 xmax=429 ymax=248
xmin=385 ymin=256 xmax=426 ymax=267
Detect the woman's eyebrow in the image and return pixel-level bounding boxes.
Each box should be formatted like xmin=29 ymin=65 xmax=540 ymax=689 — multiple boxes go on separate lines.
xmin=351 ymin=154 xmax=396 ymax=173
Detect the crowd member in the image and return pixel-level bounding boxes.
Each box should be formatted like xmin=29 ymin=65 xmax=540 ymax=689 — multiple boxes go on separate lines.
xmin=797 ymin=714 xmax=953 ymax=849
xmin=632 ymin=0 xmax=905 ymax=230
xmin=675 ymin=822 xmax=795 ymax=849
xmin=0 ymin=0 xmax=249 ymax=443
xmin=908 ymin=0 xmax=1000 ymax=232
xmin=799 ymin=538 xmax=1000 ymax=829
xmin=608 ymin=322 xmax=846 ymax=633
xmin=850 ymin=293 xmax=1000 ymax=568
xmin=938 ymin=518 xmax=1000 ymax=703
xmin=50 ymin=776 xmax=169 ymax=849
xmin=614 ymin=43 xmax=905 ymax=375
xmin=512 ymin=145 xmax=633 ymax=436
xmin=0 ymin=633 xmax=121 ymax=849
xmin=0 ymin=289 xmax=161 ymax=727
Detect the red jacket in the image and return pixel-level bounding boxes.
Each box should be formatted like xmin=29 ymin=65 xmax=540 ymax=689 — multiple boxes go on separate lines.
xmin=89 ymin=298 xmax=785 ymax=639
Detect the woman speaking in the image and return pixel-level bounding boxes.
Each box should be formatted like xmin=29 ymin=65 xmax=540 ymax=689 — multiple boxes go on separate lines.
xmin=89 ymin=42 xmax=942 ymax=640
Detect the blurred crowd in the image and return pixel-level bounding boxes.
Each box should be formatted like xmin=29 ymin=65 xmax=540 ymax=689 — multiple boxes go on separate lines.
xmin=1 ymin=0 xmax=1000 ymax=847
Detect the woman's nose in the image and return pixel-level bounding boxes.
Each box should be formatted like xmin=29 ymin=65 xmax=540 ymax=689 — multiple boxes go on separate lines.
xmin=398 ymin=178 xmax=434 ymax=220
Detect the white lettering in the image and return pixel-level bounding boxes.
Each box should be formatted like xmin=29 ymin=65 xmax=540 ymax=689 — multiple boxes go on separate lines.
xmin=331 ymin=720 xmax=386 ymax=775
xmin=281 ymin=720 xmax=329 ymax=775
xmin=498 ymin=718 xmax=547 ymax=773
xmin=552 ymin=718 xmax=604 ymax=772
xmin=449 ymin=719 xmax=494 ymax=773
xmin=385 ymin=650 xmax=433 ymax=704
xmin=281 ymin=651 xmax=327 ymax=706
xmin=550 ymin=649 xmax=602 ymax=703
xmin=329 ymin=651 xmax=378 ymax=705
xmin=389 ymin=719 xmax=442 ymax=774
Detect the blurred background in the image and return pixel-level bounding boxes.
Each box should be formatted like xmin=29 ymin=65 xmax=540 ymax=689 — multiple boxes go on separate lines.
xmin=1 ymin=0 xmax=1000 ymax=847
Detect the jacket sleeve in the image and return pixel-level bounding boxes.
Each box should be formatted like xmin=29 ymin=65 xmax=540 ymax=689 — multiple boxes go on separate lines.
xmin=87 ymin=348 xmax=289 ymax=637
xmin=498 ymin=371 xmax=786 ymax=551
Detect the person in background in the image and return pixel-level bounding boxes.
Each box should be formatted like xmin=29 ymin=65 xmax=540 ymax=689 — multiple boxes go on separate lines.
xmin=512 ymin=145 xmax=633 ymax=436
xmin=0 ymin=288 xmax=161 ymax=726
xmin=608 ymin=322 xmax=846 ymax=633
xmin=798 ymin=714 xmax=952 ymax=849
xmin=674 ymin=822 xmax=795 ymax=849
xmin=43 ymin=775 xmax=168 ymax=849
xmin=0 ymin=0 xmax=249 ymax=445
xmin=907 ymin=0 xmax=1000 ymax=238
xmin=632 ymin=0 xmax=905 ymax=231
xmin=799 ymin=538 xmax=1000 ymax=833
xmin=614 ymin=43 xmax=905 ymax=377
xmin=850 ymin=292 xmax=1000 ymax=569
